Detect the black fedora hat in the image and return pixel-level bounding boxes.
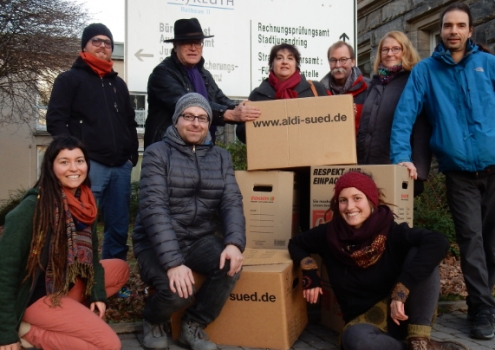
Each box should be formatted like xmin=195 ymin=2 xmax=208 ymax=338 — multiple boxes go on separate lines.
xmin=164 ymin=18 xmax=214 ymax=43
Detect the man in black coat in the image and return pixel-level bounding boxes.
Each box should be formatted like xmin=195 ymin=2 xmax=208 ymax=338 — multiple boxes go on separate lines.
xmin=47 ymin=23 xmax=138 ymax=264
xmin=144 ymin=18 xmax=260 ymax=148
xmin=133 ymin=93 xmax=245 ymax=350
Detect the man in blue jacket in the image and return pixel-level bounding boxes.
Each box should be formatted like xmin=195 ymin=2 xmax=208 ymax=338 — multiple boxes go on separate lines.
xmin=390 ymin=3 xmax=495 ymax=340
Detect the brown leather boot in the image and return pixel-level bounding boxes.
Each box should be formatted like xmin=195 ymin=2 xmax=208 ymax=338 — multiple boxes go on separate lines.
xmin=408 ymin=337 xmax=470 ymax=350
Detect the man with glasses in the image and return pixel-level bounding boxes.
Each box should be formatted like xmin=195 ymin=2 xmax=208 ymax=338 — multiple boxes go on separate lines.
xmin=145 ymin=17 xmax=261 ymax=148
xmin=391 ymin=3 xmax=495 ymax=340
xmin=321 ymin=41 xmax=369 ymax=134
xmin=133 ymin=93 xmax=245 ymax=350
xmin=47 ymin=24 xmax=138 ymax=271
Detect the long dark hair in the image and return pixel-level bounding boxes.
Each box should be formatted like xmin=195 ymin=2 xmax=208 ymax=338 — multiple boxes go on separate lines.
xmin=25 ymin=135 xmax=91 ymax=289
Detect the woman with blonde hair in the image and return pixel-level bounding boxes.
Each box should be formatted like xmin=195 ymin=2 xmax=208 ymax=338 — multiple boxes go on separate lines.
xmin=357 ymin=31 xmax=431 ymax=196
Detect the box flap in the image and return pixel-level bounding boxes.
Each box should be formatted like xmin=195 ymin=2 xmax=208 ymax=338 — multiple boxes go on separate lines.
xmin=243 ymin=248 xmax=293 ymax=265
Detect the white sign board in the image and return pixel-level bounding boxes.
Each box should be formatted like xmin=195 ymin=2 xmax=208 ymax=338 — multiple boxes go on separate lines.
xmin=126 ymin=0 xmax=356 ymax=97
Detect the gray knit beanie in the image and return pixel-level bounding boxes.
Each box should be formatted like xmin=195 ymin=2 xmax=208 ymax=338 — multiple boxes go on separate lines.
xmin=172 ymin=93 xmax=212 ymax=125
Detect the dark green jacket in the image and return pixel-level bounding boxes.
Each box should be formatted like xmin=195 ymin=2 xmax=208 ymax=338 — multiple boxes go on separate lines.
xmin=0 ymin=188 xmax=107 ymax=346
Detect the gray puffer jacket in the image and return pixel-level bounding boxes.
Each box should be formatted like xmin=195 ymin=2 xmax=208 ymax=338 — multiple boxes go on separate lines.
xmin=132 ymin=126 xmax=246 ymax=270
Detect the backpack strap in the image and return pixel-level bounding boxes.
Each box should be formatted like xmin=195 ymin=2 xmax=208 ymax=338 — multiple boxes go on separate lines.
xmin=307 ymin=80 xmax=318 ymax=97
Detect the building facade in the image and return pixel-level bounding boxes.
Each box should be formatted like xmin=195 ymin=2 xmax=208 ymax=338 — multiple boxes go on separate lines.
xmin=357 ymin=0 xmax=495 ymax=77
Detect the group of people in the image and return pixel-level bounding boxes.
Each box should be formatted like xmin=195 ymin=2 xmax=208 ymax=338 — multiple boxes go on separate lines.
xmin=0 ymin=2 xmax=494 ymax=350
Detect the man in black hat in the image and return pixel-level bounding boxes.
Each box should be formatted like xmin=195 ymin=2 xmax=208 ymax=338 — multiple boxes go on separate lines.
xmin=47 ymin=23 xmax=139 ymax=268
xmin=144 ymin=18 xmax=261 ymax=148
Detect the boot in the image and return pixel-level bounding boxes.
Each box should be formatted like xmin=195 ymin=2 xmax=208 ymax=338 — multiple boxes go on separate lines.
xmin=137 ymin=318 xmax=168 ymax=350
xmin=179 ymin=320 xmax=218 ymax=350
xmin=408 ymin=337 xmax=469 ymax=350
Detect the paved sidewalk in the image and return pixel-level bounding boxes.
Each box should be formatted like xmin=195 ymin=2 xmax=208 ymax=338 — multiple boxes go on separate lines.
xmin=118 ymin=308 xmax=495 ymax=350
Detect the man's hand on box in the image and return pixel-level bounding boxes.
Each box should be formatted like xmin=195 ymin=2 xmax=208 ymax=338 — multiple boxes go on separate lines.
xmin=167 ymin=264 xmax=195 ymax=298
xmin=220 ymin=244 xmax=244 ymax=277
xmin=224 ymin=100 xmax=261 ymax=122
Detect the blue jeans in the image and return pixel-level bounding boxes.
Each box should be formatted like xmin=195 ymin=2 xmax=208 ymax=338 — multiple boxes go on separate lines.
xmin=137 ymin=235 xmax=240 ymax=326
xmin=90 ymin=160 xmax=132 ymax=260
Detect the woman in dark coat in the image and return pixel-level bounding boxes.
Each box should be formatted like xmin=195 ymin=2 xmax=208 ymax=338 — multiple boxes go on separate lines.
xmin=357 ymin=31 xmax=432 ymax=196
xmin=236 ymin=43 xmax=328 ymax=231
xmin=289 ymin=171 xmax=467 ymax=350
xmin=235 ymin=43 xmax=328 ymax=143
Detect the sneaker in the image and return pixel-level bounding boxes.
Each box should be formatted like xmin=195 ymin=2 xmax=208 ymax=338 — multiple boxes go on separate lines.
xmin=408 ymin=337 xmax=469 ymax=349
xmin=116 ymin=285 xmax=132 ymax=298
xmin=179 ymin=320 xmax=218 ymax=350
xmin=137 ymin=319 xmax=168 ymax=350
xmin=470 ymin=309 xmax=495 ymax=340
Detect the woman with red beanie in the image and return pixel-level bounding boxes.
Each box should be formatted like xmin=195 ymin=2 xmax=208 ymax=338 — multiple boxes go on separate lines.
xmin=288 ymin=171 xmax=467 ymax=350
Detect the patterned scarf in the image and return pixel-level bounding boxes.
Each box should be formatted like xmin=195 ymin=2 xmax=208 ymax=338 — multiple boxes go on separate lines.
xmin=329 ymin=66 xmax=359 ymax=95
xmin=326 ymin=205 xmax=394 ymax=268
xmin=268 ymin=69 xmax=301 ymax=99
xmin=377 ymin=63 xmax=403 ymax=85
xmin=80 ymin=51 xmax=113 ymax=77
xmin=46 ymin=185 xmax=97 ymax=303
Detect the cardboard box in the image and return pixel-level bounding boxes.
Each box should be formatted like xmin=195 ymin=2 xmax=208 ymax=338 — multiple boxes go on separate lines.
xmin=320 ymin=264 xmax=345 ymax=333
xmin=310 ymin=164 xmax=414 ymax=228
xmin=171 ymin=262 xmax=308 ymax=350
xmin=245 ymin=95 xmax=357 ymax=170
xmin=235 ymin=170 xmax=299 ymax=249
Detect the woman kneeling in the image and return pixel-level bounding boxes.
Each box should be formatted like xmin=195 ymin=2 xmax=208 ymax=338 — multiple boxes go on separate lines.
xmin=288 ymin=171 xmax=467 ymax=350
xmin=0 ymin=135 xmax=129 ymax=350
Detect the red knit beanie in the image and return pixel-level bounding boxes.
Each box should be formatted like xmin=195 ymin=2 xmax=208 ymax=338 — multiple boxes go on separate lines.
xmin=333 ymin=171 xmax=379 ymax=207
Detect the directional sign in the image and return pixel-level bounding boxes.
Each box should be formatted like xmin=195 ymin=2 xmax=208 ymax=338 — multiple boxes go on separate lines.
xmin=339 ymin=33 xmax=350 ymax=42
xmin=126 ymin=0 xmax=357 ymax=97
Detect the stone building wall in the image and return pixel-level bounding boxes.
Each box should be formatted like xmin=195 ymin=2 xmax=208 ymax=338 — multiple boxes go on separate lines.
xmin=357 ymin=0 xmax=495 ymax=78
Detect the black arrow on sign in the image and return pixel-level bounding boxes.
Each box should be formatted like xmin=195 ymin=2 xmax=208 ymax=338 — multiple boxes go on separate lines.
xmin=339 ymin=33 xmax=349 ymax=42
xmin=135 ymin=49 xmax=154 ymax=61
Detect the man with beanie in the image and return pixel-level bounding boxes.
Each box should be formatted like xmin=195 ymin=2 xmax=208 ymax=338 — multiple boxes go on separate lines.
xmin=144 ymin=17 xmax=261 ymax=148
xmin=47 ymin=24 xmax=139 ymax=268
xmin=133 ymin=93 xmax=246 ymax=350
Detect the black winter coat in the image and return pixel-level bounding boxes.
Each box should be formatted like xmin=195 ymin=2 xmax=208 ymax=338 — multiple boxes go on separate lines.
xmin=235 ymin=76 xmax=328 ymax=143
xmin=357 ymin=71 xmax=432 ymax=180
xmin=132 ymin=126 xmax=246 ymax=270
xmin=288 ymin=220 xmax=449 ymax=323
xmin=47 ymin=57 xmax=138 ymax=167
xmin=144 ymin=52 xmax=235 ymax=148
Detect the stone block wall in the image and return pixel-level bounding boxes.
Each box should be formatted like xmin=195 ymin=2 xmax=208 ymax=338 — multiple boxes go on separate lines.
xmin=357 ymin=0 xmax=495 ymax=77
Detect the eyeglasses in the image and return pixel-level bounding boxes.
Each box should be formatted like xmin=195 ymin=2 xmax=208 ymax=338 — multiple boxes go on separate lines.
xmin=180 ymin=113 xmax=210 ymax=123
xmin=91 ymin=37 xmax=112 ymax=49
xmin=329 ymin=57 xmax=352 ymax=65
xmin=181 ymin=40 xmax=204 ymax=49
xmin=381 ymin=47 xmax=402 ymax=54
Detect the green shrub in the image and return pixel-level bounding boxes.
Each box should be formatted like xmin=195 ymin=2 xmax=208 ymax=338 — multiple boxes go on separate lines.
xmin=129 ymin=181 xmax=140 ymax=224
xmin=0 ymin=189 xmax=27 ymax=225
xmin=413 ymin=172 xmax=458 ymax=256
xmin=216 ymin=141 xmax=247 ymax=170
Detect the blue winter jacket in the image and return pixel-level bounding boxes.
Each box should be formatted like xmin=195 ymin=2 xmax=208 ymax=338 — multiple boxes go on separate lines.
xmin=390 ymin=40 xmax=495 ymax=172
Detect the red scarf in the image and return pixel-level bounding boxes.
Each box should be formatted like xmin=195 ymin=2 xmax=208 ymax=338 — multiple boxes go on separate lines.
xmin=80 ymin=51 xmax=113 ymax=77
xmin=268 ymin=69 xmax=301 ymax=99
xmin=326 ymin=205 xmax=394 ymax=268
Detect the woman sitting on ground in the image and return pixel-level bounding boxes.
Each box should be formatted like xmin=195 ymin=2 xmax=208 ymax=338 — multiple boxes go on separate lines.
xmin=288 ymin=171 xmax=467 ymax=350
xmin=0 ymin=135 xmax=129 ymax=350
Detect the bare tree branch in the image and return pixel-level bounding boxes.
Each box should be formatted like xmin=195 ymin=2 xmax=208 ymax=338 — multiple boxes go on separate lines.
xmin=0 ymin=0 xmax=89 ymax=126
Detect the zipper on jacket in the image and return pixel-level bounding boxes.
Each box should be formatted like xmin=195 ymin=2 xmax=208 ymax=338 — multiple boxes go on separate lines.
xmin=190 ymin=145 xmax=201 ymax=226
xmin=100 ymin=77 xmax=119 ymax=161
xmin=114 ymin=102 xmax=119 ymax=113
xmin=193 ymin=145 xmax=196 ymax=153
